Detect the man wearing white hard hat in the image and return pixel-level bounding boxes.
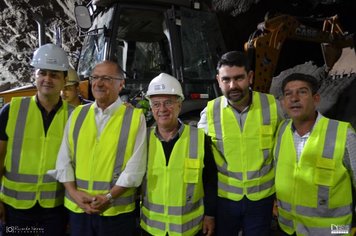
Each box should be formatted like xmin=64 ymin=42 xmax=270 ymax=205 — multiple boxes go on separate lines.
xmin=0 ymin=43 xmax=72 ymax=235
xmin=61 ymin=67 xmax=91 ymax=107
xmin=140 ymin=73 xmax=217 ymax=236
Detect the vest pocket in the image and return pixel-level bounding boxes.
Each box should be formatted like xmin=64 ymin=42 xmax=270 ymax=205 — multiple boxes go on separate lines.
xmin=314 ymin=168 xmax=334 ymax=186
xmin=184 ymin=159 xmax=201 ymax=183
xmin=260 ymin=125 xmax=273 ymax=149
xmin=314 ymin=158 xmax=335 ymax=186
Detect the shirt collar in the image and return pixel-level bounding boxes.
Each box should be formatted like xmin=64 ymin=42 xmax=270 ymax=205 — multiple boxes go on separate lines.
xmin=93 ymin=96 xmax=123 ymax=116
xmin=291 ymin=111 xmax=323 ymax=134
xmin=154 ymin=119 xmax=184 ymax=141
xmin=35 ymin=94 xmax=63 ymax=113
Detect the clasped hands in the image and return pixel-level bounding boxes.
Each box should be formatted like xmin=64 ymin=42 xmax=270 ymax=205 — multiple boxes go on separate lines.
xmin=72 ymin=190 xmax=111 ymax=214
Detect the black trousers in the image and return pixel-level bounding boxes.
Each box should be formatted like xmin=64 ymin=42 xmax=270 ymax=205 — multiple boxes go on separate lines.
xmin=3 ymin=203 xmax=68 ymax=236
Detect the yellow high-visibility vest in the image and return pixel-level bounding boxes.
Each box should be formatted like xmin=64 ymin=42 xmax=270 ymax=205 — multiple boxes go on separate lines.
xmin=275 ymin=117 xmax=352 ymax=235
xmin=1 ymin=96 xmax=71 ymax=209
xmin=141 ymin=125 xmax=205 ymax=236
xmin=65 ymin=104 xmax=142 ymax=216
xmin=207 ymin=92 xmax=278 ymax=201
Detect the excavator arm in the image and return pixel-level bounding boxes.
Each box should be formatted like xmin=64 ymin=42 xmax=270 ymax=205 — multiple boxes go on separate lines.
xmin=245 ymin=14 xmax=354 ymax=93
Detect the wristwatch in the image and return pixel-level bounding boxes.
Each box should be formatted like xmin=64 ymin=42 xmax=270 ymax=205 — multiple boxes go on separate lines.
xmin=105 ymin=192 xmax=114 ymax=204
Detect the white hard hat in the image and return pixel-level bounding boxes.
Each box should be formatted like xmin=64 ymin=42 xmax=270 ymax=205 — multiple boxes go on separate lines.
xmin=146 ymin=73 xmax=184 ymax=100
xmin=30 ymin=43 xmax=69 ymax=71
xmin=65 ymin=67 xmax=80 ymax=86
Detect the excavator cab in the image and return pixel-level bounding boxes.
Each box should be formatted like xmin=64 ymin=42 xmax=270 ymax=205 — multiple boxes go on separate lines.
xmin=75 ymin=0 xmax=226 ymax=122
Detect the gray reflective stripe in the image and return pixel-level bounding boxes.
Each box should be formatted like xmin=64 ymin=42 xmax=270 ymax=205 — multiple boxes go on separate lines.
xmin=247 ymin=178 xmax=274 ymax=194
xmin=40 ymin=189 xmax=64 ymax=199
xmin=76 ymin=178 xmax=89 ymax=189
xmin=278 ymin=215 xmax=294 ymax=228
xmin=142 ymin=213 xmax=203 ymax=233
xmin=11 ymin=97 xmax=31 ymax=172
xmin=217 ymin=162 xmax=243 ymax=180
xmin=259 ymin=93 xmax=271 ymax=125
xmin=262 ymin=149 xmax=269 ymax=161
xmin=274 ymin=120 xmax=289 ymax=162
xmin=113 ymin=107 xmax=134 ymax=179
xmin=212 ymin=98 xmax=224 ymax=154
xmin=141 ymin=214 xmax=166 ymax=231
xmin=247 ymin=162 xmax=273 ymax=180
xmin=143 ymin=199 xmax=164 ymax=213
xmin=297 ymin=223 xmax=342 ymax=236
xmin=169 ymin=198 xmax=202 ymax=215
xmin=5 ymin=171 xmax=38 ymax=183
xmin=5 ymin=172 xmax=56 ymax=184
xmin=3 ymin=186 xmax=35 ymax=200
xmin=93 ymin=181 xmax=110 ymax=190
xmin=189 ymin=127 xmax=198 ymax=159
xmin=72 ymin=104 xmax=91 ymax=167
xmin=76 ymin=178 xmax=111 ymax=191
xmin=43 ymin=174 xmax=56 ymax=183
xmin=169 ymin=214 xmax=203 ymax=233
xmin=323 ymin=119 xmax=338 ymax=159
xmin=296 ymin=185 xmax=351 ymax=217
xmin=184 ymin=126 xmax=199 ymax=213
xmin=67 ymin=104 xmax=74 ymax=115
xmin=278 ymin=199 xmax=292 ymax=212
xmin=112 ymin=195 xmax=135 ymax=206
xmin=143 ymin=198 xmax=203 ymax=216
xmin=218 ymin=180 xmax=243 ymax=194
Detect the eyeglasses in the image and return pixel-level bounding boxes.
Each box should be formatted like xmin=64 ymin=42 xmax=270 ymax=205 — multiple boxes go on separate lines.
xmin=88 ymin=75 xmax=123 ymax=83
xmin=150 ymin=100 xmax=178 ymax=109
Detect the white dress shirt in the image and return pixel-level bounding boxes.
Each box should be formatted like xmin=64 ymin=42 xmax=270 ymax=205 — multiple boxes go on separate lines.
xmin=48 ymin=97 xmax=147 ymax=188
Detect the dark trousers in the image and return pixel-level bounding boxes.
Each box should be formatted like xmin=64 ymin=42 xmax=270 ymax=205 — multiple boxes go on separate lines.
xmin=69 ymin=211 xmax=136 ymax=236
xmin=216 ymin=195 xmax=275 ymax=236
xmin=3 ymin=203 xmax=67 ymax=236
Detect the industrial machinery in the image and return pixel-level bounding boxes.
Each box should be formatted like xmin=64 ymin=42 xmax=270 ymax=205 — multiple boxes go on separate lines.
xmin=245 ymin=14 xmax=355 ymax=93
xmin=74 ymin=0 xmax=226 ymax=121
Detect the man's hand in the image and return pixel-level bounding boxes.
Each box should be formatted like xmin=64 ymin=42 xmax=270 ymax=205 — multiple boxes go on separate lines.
xmin=69 ymin=189 xmax=100 ymax=214
xmin=90 ymin=194 xmax=111 ymax=213
xmin=203 ymin=215 xmax=215 ymax=236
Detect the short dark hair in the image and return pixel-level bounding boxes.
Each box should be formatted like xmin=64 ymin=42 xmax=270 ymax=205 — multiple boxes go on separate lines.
xmin=281 ymin=73 xmax=320 ymax=95
xmin=216 ymin=51 xmax=251 ymax=72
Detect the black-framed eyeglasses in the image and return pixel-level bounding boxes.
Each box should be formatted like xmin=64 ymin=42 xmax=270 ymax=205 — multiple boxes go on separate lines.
xmin=88 ymin=75 xmax=123 ymax=83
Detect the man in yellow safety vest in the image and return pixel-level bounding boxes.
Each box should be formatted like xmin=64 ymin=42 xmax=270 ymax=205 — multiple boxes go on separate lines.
xmin=275 ymin=73 xmax=356 ymax=236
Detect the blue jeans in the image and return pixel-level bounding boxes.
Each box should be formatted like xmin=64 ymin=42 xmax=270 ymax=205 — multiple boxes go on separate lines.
xmin=3 ymin=203 xmax=68 ymax=236
xmin=69 ymin=211 xmax=136 ymax=236
xmin=216 ymin=195 xmax=274 ymax=236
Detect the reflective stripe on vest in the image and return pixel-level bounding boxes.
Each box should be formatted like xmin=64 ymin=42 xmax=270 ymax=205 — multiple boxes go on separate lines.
xmin=4 ymin=97 xmax=70 ymax=202
xmin=276 ymin=118 xmax=352 ymax=234
xmin=142 ymin=125 xmax=204 ymax=235
xmin=70 ymin=105 xmax=135 ymax=207
xmin=72 ymin=103 xmax=91 ymax=168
